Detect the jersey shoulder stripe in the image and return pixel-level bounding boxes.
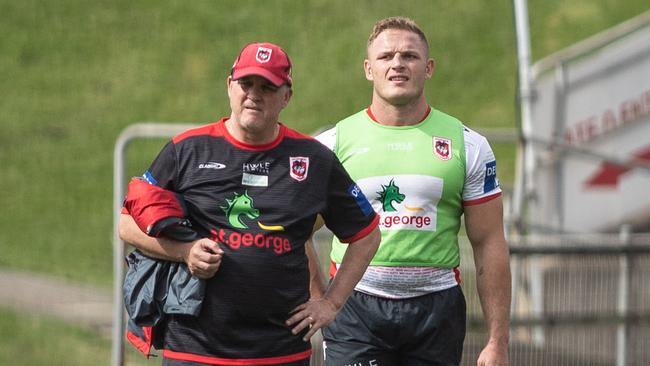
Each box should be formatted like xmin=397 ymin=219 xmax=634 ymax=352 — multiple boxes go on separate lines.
xmin=283 ymin=125 xmax=317 ymax=141
xmin=172 ymin=119 xmax=226 ymax=144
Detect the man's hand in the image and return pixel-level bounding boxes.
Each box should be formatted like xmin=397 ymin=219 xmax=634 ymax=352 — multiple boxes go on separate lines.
xmin=185 ymin=238 xmax=223 ymax=279
xmin=285 ymin=226 xmax=380 ymax=341
xmin=476 ymin=340 xmax=508 ymax=366
xmin=285 ymin=297 xmax=339 ymax=341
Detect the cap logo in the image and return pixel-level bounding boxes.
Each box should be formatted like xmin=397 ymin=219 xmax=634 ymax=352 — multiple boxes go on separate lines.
xmin=255 ymin=47 xmax=272 ymax=63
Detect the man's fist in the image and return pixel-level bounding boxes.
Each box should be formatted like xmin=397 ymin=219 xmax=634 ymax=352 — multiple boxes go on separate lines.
xmin=185 ymin=239 xmax=223 ymax=279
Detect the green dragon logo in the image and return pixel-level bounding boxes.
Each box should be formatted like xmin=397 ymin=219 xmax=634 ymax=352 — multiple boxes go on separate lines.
xmin=221 ymin=191 xmax=260 ymax=229
xmin=377 ymin=179 xmax=405 ymax=212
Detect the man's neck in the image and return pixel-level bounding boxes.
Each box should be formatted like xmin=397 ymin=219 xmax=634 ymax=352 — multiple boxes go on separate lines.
xmin=369 ymin=96 xmax=430 ymax=126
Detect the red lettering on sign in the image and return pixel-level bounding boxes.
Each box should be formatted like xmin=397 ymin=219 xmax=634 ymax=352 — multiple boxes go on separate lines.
xmin=564 ymin=89 xmax=650 ymax=145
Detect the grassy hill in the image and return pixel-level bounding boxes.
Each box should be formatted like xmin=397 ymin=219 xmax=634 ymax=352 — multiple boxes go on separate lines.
xmin=1 ymin=0 xmax=648 ymax=286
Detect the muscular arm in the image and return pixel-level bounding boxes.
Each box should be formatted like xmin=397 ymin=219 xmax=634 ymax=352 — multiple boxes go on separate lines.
xmin=118 ymin=214 xmax=223 ymax=279
xmin=464 ymin=196 xmax=511 ymax=366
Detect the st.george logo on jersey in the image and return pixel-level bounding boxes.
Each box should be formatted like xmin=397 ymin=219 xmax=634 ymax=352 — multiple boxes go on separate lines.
xmin=255 ymin=47 xmax=272 ymax=63
xmin=289 ymin=157 xmax=309 ymax=181
xmin=433 ymin=136 xmax=452 ymax=161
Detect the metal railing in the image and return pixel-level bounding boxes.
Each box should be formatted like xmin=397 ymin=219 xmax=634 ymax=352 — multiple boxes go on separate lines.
xmin=462 ymin=232 xmax=650 ymax=366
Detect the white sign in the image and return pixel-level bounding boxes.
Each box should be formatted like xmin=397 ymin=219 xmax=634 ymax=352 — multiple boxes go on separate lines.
xmin=528 ymin=18 xmax=650 ymax=233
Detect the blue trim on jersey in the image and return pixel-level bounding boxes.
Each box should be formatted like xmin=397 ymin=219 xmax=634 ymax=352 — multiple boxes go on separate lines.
xmin=142 ymin=171 xmax=158 ymax=185
xmin=483 ymin=161 xmax=498 ymax=193
xmin=348 ymin=184 xmax=374 ymax=216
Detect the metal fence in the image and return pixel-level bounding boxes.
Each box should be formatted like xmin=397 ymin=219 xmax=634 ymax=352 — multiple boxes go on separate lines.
xmin=467 ymin=233 xmax=650 ymax=366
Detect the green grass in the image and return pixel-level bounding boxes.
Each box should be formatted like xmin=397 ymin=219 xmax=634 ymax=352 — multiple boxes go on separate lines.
xmin=1 ymin=0 xmax=648 ymax=363
xmin=0 ymin=307 xmax=150 ymax=366
xmin=0 ymin=0 xmax=648 ymax=289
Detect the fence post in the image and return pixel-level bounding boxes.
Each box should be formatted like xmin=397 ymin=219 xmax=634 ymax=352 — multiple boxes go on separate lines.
xmin=111 ymin=130 xmax=129 ymax=366
xmin=616 ymin=224 xmax=631 ymax=366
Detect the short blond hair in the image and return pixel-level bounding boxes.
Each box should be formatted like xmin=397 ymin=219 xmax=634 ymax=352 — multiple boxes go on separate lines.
xmin=367 ymin=16 xmax=429 ymax=52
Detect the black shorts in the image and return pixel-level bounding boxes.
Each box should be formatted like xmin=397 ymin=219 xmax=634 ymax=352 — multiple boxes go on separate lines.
xmin=321 ymin=286 xmax=466 ymax=366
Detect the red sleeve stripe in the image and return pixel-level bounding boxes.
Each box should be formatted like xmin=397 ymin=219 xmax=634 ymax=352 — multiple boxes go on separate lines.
xmin=340 ymin=214 xmax=379 ymax=243
xmin=162 ymin=349 xmax=311 ymax=365
xmin=463 ymin=192 xmax=502 ymax=206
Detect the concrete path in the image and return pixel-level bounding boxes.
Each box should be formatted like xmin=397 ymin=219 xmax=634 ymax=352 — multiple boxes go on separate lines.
xmin=0 ymin=267 xmax=113 ymax=336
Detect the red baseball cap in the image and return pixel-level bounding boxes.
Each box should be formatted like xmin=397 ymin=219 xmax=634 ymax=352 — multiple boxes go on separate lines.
xmin=231 ymin=42 xmax=292 ymax=87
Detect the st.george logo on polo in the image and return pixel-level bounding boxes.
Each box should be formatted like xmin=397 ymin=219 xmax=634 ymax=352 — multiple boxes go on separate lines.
xmin=289 ymin=157 xmax=309 ymax=181
xmin=255 ymin=47 xmax=272 ymax=63
xmin=221 ymin=191 xmax=259 ymax=229
xmin=433 ymin=136 xmax=452 ymax=161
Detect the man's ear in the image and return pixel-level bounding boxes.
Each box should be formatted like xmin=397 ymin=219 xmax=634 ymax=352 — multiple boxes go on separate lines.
xmin=282 ymin=87 xmax=293 ymax=108
xmin=425 ymin=58 xmax=435 ymax=79
xmin=226 ymin=76 xmax=233 ymax=97
xmin=364 ymin=59 xmax=373 ymax=81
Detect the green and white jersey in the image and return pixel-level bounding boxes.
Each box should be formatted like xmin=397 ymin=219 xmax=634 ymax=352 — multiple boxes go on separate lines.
xmin=316 ymin=107 xmax=501 ymax=298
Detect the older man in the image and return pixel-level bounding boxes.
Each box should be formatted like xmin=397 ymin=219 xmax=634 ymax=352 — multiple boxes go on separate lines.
xmin=119 ymin=42 xmax=380 ymax=366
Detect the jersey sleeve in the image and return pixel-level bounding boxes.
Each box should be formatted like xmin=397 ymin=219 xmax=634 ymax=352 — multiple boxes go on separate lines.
xmin=122 ymin=141 xmax=179 ymax=215
xmin=321 ymin=154 xmax=378 ymax=243
xmin=141 ymin=141 xmax=179 ymax=190
xmin=314 ymin=127 xmax=336 ymax=152
xmin=462 ymin=127 xmax=502 ymax=205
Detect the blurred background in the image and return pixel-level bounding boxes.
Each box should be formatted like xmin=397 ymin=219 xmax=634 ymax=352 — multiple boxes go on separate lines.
xmin=1 ymin=0 xmax=649 ymax=365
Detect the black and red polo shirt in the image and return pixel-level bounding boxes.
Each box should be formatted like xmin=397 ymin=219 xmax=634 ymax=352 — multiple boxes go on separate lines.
xmin=142 ymin=118 xmax=378 ymax=365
